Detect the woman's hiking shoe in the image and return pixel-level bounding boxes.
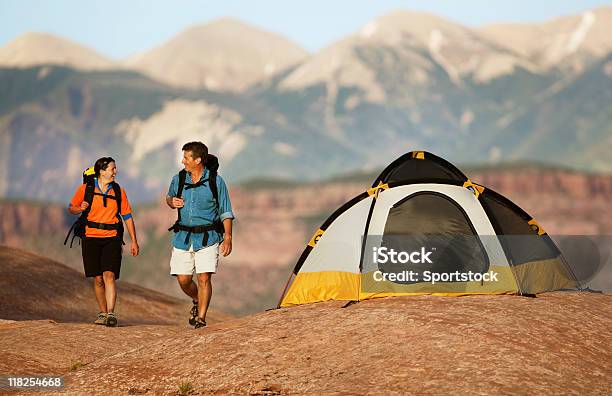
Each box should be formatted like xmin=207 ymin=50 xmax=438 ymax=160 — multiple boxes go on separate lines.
xmin=94 ymin=312 xmax=107 ymax=325
xmin=105 ymin=313 xmax=118 ymax=327
xmin=194 ymin=316 xmax=207 ymax=329
xmin=189 ymin=300 xmax=198 ymax=326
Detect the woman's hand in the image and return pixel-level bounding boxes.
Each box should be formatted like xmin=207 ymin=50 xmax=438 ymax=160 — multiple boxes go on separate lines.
xmin=131 ymin=241 xmax=140 ymax=256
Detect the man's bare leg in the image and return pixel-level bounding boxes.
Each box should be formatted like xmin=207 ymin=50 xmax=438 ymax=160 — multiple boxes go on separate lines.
xmin=93 ymin=275 xmax=107 ymax=312
xmin=102 ymin=271 xmax=117 ymax=313
xmin=196 ymin=272 xmax=212 ymax=321
xmin=177 ymin=274 xmax=199 ymax=301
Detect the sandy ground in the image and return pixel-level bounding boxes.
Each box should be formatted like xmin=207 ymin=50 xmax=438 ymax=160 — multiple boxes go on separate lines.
xmin=1 ymin=292 xmax=610 ymax=395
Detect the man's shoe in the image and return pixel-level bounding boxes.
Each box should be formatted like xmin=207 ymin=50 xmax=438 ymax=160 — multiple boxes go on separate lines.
xmin=94 ymin=312 xmax=107 ymax=325
xmin=194 ymin=316 xmax=207 ymax=329
xmin=105 ymin=312 xmax=118 ymax=327
xmin=189 ymin=300 xmax=198 ymax=326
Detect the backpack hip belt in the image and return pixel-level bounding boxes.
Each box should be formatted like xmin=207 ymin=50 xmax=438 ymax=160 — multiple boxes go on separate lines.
xmin=86 ymin=221 xmax=123 ymax=231
xmin=168 ymin=221 xmax=224 ymax=246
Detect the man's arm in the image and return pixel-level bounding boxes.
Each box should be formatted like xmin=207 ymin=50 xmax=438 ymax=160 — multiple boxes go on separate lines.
xmin=220 ymin=218 xmax=233 ymax=257
xmin=217 ymin=175 xmax=234 ymax=257
xmin=166 ymin=175 xmax=183 ymax=209
xmin=166 ymin=196 xmax=175 ymax=208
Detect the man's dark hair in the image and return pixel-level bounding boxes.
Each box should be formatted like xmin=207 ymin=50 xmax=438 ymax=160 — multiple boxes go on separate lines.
xmin=94 ymin=157 xmax=115 ymax=177
xmin=182 ymin=141 xmax=208 ymax=163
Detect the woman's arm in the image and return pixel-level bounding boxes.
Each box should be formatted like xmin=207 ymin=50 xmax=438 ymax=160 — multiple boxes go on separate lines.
xmin=124 ymin=217 xmax=139 ymax=256
xmin=68 ymin=201 xmax=89 ymax=215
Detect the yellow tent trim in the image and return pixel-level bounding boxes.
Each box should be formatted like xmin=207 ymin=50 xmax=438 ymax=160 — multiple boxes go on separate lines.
xmin=307 ymin=229 xmax=325 ymax=247
xmin=411 ymin=151 xmax=425 ymax=159
xmin=367 ymin=181 xmax=389 ymax=198
xmin=359 ymin=265 xmax=518 ymax=296
xmin=463 ymin=179 xmax=485 ymax=198
xmin=280 ymin=271 xmax=360 ymax=307
xmin=280 ymin=260 xmax=576 ymax=307
xmin=527 ymin=219 xmax=546 ymax=235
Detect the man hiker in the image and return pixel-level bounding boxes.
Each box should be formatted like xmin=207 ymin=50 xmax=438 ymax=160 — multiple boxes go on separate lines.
xmin=166 ymin=141 xmax=234 ymax=329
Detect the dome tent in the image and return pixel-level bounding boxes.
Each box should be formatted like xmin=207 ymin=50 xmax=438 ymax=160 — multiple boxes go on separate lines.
xmin=279 ymin=151 xmax=578 ymax=307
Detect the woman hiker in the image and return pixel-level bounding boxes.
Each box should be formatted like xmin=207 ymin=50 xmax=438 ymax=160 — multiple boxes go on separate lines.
xmin=68 ymin=157 xmax=139 ymax=326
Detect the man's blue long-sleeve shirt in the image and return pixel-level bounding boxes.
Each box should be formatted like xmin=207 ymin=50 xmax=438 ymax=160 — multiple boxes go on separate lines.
xmin=167 ymin=168 xmax=234 ymax=251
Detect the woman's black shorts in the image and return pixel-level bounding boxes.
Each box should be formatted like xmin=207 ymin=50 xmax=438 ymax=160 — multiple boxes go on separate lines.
xmin=82 ymin=237 xmax=122 ymax=279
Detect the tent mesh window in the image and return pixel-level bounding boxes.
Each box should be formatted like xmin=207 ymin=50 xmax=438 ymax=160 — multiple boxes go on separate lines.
xmin=379 ymin=192 xmax=489 ymax=284
xmin=481 ymin=193 xmax=559 ymax=264
xmin=481 ymin=192 xmax=577 ymax=292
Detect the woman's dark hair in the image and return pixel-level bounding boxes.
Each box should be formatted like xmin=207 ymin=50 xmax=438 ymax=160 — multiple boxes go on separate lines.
xmin=94 ymin=157 xmax=115 ymax=177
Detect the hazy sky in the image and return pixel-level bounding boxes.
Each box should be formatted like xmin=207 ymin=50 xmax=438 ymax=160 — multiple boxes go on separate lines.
xmin=1 ymin=0 xmax=609 ymax=59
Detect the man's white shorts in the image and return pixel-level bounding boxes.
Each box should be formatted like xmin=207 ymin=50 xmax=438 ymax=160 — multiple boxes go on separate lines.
xmin=170 ymin=243 xmax=219 ymax=275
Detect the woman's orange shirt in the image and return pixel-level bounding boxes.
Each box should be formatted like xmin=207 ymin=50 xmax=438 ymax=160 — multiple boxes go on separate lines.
xmin=70 ymin=181 xmax=132 ymax=238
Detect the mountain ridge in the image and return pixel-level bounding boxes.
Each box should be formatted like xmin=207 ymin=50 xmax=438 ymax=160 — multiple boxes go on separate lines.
xmin=0 ymin=7 xmax=610 ymax=202
xmin=0 ymin=32 xmax=116 ymax=70
xmin=2 ymin=7 xmax=610 ymax=88
xmin=480 ymin=7 xmax=612 ymax=73
xmin=123 ymin=17 xmax=309 ymax=91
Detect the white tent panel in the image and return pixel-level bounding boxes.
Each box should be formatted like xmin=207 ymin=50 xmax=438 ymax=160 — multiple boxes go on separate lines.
xmin=299 ymin=196 xmax=374 ymax=274
xmin=367 ymin=184 xmax=509 ymax=267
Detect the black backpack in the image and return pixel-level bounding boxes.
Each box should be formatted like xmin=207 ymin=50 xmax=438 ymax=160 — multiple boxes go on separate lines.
xmin=64 ymin=167 xmax=124 ymax=247
xmin=168 ymin=154 xmax=224 ymax=245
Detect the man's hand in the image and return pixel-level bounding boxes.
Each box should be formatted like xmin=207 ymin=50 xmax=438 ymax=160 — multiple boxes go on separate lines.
xmin=79 ymin=202 xmax=89 ymax=212
xmin=131 ymin=241 xmax=140 ymax=257
xmin=220 ymin=235 xmax=232 ymax=257
xmin=171 ymin=197 xmax=184 ymax=208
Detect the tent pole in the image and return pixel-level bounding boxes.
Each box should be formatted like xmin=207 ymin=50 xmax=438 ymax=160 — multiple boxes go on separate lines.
xmin=276 ymin=272 xmax=295 ymax=308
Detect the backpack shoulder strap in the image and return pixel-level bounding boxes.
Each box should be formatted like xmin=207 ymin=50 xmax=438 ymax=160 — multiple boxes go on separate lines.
xmin=177 ymin=169 xmax=187 ymax=198
xmin=208 ymin=171 xmax=219 ymax=210
xmin=64 ymin=178 xmax=96 ymax=248
xmin=112 ymin=182 xmax=125 ymax=243
xmin=205 ymin=155 xmax=220 ymax=214
xmin=174 ymin=170 xmax=188 ymax=225
xmin=81 ymin=179 xmax=96 ymax=220
xmin=111 ymin=182 xmax=122 ymax=218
